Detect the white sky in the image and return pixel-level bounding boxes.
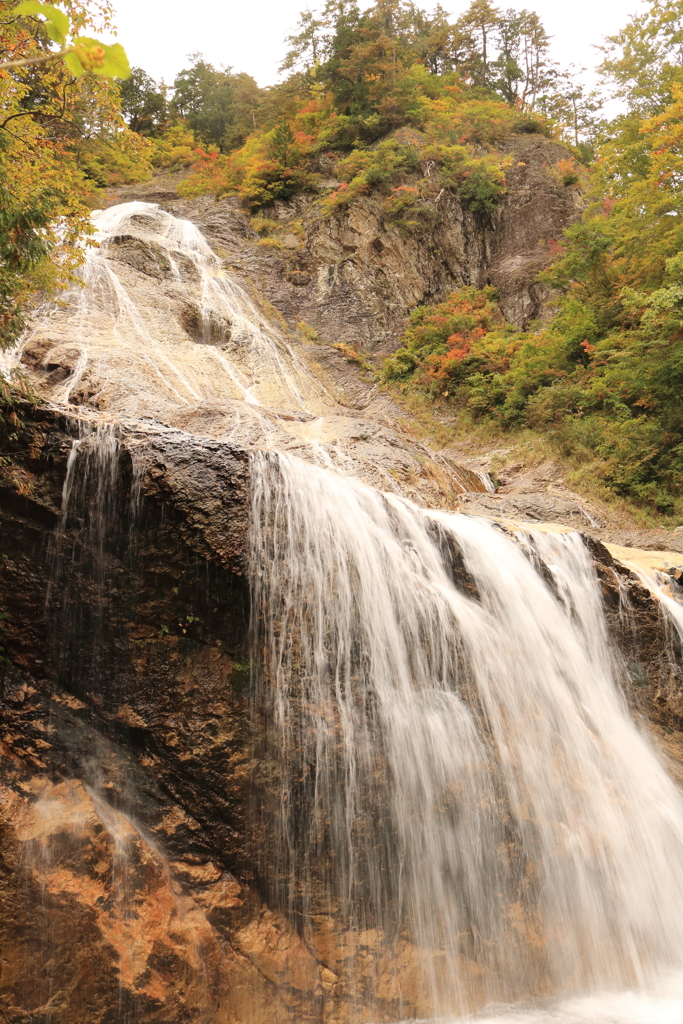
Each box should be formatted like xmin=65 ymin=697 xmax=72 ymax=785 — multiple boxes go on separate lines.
xmin=107 ymin=0 xmax=644 ymax=90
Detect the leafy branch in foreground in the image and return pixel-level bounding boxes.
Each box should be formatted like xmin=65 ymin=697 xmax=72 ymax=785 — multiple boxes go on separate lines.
xmin=2 ymin=1 xmax=129 ymax=77
xmin=0 ymin=0 xmax=146 ymax=348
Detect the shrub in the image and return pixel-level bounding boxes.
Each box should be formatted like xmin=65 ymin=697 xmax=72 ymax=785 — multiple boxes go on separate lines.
xmin=151 ymin=125 xmax=200 ymax=170
xmin=320 ymin=139 xmax=421 ymax=214
xmin=383 ymin=287 xmax=505 ymax=384
xmin=382 ymin=282 xmax=683 ymax=513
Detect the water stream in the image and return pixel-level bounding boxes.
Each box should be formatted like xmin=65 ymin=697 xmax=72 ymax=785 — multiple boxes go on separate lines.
xmin=10 ymin=201 xmax=683 ymax=1022
xmin=250 ymin=452 xmax=683 ymax=1019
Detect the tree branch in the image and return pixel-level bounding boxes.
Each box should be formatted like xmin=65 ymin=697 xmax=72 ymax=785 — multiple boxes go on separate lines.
xmin=0 ymin=47 xmax=74 ymax=71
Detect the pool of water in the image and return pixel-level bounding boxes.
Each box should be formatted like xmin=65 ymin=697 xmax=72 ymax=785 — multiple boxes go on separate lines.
xmin=410 ymin=973 xmax=683 ymax=1024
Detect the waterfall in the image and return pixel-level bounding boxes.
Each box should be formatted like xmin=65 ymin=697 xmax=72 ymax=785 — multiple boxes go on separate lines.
xmin=8 ymin=201 xmax=683 ymax=1023
xmin=249 ymin=452 xmax=683 ymax=1017
xmin=20 ymin=201 xmax=335 ymax=429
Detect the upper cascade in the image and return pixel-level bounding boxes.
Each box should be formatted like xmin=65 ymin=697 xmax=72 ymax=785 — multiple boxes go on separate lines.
xmin=16 ymin=201 xmax=485 ymax=498
xmin=21 ymin=201 xmax=335 ymax=424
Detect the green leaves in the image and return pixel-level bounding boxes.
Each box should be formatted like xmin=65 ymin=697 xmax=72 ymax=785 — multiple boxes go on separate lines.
xmin=13 ymin=2 xmax=68 ymax=44
xmin=11 ymin=2 xmax=130 ymax=79
xmin=69 ymin=38 xmax=130 ymax=78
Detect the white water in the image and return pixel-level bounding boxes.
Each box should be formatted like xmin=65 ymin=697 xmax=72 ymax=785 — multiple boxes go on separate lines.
xmin=250 ymin=452 xmax=683 ymax=1017
xmin=418 ymin=969 xmax=683 ymax=1024
xmin=34 ymin=201 xmax=332 ymax=417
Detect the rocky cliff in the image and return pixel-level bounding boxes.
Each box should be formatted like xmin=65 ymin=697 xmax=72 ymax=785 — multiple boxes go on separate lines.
xmin=0 ymin=408 xmax=682 ymax=1024
xmin=1 ymin=135 xmax=682 ymax=1024
xmin=120 ymin=132 xmax=581 ymax=357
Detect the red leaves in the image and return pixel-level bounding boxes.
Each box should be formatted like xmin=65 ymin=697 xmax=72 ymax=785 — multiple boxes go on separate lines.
xmin=547 ymin=237 xmax=566 ymax=257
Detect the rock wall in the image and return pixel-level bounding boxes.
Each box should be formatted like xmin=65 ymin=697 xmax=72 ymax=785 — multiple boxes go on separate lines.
xmin=0 ymin=411 xmax=682 ymax=1023
xmin=0 ymin=414 xmax=283 ymax=1024
xmin=120 ymin=132 xmax=581 ymax=355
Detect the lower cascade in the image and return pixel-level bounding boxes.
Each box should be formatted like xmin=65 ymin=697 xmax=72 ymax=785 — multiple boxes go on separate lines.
xmin=249 ymin=452 xmax=683 ymax=1017
xmin=2 ymin=201 xmax=683 ymax=1024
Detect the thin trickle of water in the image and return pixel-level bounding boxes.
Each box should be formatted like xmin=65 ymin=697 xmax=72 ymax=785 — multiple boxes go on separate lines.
xmin=650 ymin=574 xmax=683 ymax=645
xmin=46 ymin=419 xmax=131 ymax=694
xmin=250 ymin=451 xmax=683 ymax=1017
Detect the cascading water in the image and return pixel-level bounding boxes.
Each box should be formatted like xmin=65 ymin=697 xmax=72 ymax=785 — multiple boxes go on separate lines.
xmin=249 ymin=452 xmax=683 ymax=1019
xmin=17 ymin=201 xmax=482 ymax=497
xmin=27 ymin=202 xmax=332 ymax=419
xmin=8 ymin=200 xmax=683 ymax=1024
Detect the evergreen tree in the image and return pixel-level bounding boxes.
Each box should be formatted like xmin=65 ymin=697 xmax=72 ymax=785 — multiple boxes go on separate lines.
xmin=171 ymin=55 xmax=260 ymax=152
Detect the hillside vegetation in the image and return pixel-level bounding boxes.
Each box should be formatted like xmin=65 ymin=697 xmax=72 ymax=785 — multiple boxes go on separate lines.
xmin=3 ymin=0 xmax=683 ymax=520
xmin=382 ymin=3 xmax=683 ymax=518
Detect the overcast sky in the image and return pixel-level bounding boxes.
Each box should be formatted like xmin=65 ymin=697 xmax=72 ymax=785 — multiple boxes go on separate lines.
xmin=106 ymin=0 xmax=643 ymax=90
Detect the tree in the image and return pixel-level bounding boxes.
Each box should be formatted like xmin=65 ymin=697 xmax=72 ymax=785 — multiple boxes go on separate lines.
xmin=171 ymin=54 xmax=260 ymax=152
xmin=270 ymin=118 xmax=295 ymax=165
xmin=280 ymin=8 xmax=329 ymax=74
xmin=2 ymin=0 xmax=129 ymax=78
xmin=511 ymin=10 xmax=553 ymax=109
xmin=493 ymin=8 xmax=524 ymax=103
xmin=541 ymin=65 xmax=602 ymax=149
xmin=0 ymin=0 xmax=141 ymax=347
xmin=414 ymin=4 xmax=465 ymax=75
xmin=119 ymin=66 xmax=167 ymax=135
xmin=455 ymin=0 xmax=501 ymax=89
xmin=312 ymin=0 xmax=431 ymax=137
xmin=599 ymin=0 xmax=683 ymax=116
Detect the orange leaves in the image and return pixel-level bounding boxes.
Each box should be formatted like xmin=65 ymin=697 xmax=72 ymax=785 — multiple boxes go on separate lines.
xmin=425 ymin=322 xmax=509 ymax=383
xmin=383 ymin=286 xmax=506 ymax=385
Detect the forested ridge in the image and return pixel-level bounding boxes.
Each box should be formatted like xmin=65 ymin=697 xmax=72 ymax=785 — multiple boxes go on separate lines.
xmin=2 ymin=0 xmax=683 ymax=519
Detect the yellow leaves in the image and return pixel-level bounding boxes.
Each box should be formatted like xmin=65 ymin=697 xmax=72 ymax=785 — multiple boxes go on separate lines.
xmin=13 ymin=2 xmax=69 ymax=45
xmin=6 ymin=2 xmax=130 ymax=78
xmin=0 ymin=0 xmax=141 ymax=336
xmin=67 ymin=37 xmax=129 ymax=78
xmin=71 ymin=37 xmax=105 ymax=71
xmin=150 ymin=125 xmax=197 ymax=170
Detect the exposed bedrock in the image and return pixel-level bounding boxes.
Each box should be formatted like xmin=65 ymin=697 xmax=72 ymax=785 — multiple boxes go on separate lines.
xmin=0 ymin=412 xmax=681 ymax=1023
xmin=115 ymin=133 xmax=581 ymax=355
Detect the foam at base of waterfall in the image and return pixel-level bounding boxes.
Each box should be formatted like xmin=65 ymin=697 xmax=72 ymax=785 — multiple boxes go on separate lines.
xmin=402 ymin=969 xmax=683 ymax=1024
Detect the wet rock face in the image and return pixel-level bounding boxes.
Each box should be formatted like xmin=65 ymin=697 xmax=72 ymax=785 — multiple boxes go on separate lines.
xmin=153 ymin=133 xmax=580 ymax=354
xmin=0 ymin=413 xmax=283 ymax=1024
xmin=0 ymin=412 xmax=682 ymax=1024
xmin=589 ymin=538 xmax=683 ymax=741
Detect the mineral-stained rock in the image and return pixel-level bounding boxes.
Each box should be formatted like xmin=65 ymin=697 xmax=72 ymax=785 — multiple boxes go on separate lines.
xmin=0 ymin=412 xmax=283 ymax=1024
xmin=0 ymin=409 xmax=682 ymax=1023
